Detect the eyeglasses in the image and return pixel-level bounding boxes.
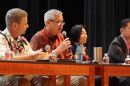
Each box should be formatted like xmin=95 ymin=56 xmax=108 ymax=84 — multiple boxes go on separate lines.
xmin=49 ymin=20 xmax=65 ymax=26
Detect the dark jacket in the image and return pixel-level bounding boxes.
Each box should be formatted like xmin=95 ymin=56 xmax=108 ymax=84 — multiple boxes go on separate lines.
xmin=107 ymin=35 xmax=128 ymax=63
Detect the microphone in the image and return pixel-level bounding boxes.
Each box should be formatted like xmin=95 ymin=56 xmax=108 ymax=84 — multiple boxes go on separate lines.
xmin=62 ymin=31 xmax=72 ymax=52
xmin=62 ymin=31 xmax=67 ymax=39
xmin=45 ymin=45 xmax=51 ymax=53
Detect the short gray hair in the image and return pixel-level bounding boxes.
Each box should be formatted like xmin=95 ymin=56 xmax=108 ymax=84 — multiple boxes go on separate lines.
xmin=5 ymin=8 xmax=28 ymax=27
xmin=44 ymin=9 xmax=63 ymax=24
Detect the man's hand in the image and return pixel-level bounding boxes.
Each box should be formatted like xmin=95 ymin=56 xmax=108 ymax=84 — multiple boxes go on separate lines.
xmin=54 ymin=38 xmax=71 ymax=55
xmin=33 ymin=51 xmax=49 ymax=60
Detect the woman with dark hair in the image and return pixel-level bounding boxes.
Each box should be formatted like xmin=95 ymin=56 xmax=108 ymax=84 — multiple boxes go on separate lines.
xmin=69 ymin=24 xmax=90 ymax=61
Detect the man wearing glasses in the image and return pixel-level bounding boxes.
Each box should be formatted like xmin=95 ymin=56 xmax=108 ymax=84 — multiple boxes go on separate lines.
xmin=30 ymin=9 xmax=87 ymax=86
xmin=30 ymin=9 xmax=71 ymax=59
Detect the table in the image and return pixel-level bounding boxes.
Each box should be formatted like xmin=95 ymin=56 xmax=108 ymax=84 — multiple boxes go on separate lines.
xmin=0 ymin=61 xmax=95 ymax=86
xmin=95 ymin=64 xmax=130 ymax=86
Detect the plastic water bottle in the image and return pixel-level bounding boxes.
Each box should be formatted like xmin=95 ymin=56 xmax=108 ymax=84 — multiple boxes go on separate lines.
xmin=125 ymin=55 xmax=130 ymax=64
xmin=74 ymin=44 xmax=83 ymax=63
xmin=5 ymin=48 xmax=12 ymax=60
xmin=102 ymin=53 xmax=109 ymax=64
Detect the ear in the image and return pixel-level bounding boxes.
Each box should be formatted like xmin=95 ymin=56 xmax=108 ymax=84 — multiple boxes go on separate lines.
xmin=45 ymin=20 xmax=50 ymax=25
xmin=11 ymin=22 xmax=18 ymax=30
xmin=120 ymin=27 xmax=123 ymax=33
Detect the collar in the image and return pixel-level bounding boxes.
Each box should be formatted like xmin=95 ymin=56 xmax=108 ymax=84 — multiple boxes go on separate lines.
xmin=2 ymin=28 xmax=20 ymax=42
xmin=121 ymin=34 xmax=130 ymax=48
xmin=44 ymin=27 xmax=58 ymax=39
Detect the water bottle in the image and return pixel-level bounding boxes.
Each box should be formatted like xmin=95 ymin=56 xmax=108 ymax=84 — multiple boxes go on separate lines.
xmin=74 ymin=44 xmax=83 ymax=63
xmin=102 ymin=53 xmax=109 ymax=64
xmin=5 ymin=48 xmax=12 ymax=60
xmin=125 ymin=55 xmax=130 ymax=64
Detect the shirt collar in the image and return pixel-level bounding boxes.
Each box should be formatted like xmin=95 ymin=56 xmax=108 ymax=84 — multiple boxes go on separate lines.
xmin=121 ymin=34 xmax=127 ymax=43
xmin=44 ymin=27 xmax=58 ymax=39
xmin=2 ymin=28 xmax=20 ymax=42
xmin=121 ymin=34 xmax=130 ymax=48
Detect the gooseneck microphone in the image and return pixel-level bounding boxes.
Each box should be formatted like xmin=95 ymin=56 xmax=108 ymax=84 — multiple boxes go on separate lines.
xmin=44 ymin=45 xmax=51 ymax=53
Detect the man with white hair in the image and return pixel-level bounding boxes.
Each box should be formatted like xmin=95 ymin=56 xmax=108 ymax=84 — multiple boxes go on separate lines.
xmin=30 ymin=9 xmax=87 ymax=86
xmin=30 ymin=9 xmax=72 ymax=59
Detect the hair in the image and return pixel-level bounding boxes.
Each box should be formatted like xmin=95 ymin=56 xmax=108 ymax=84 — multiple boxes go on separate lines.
xmin=5 ymin=8 xmax=28 ymax=27
xmin=44 ymin=9 xmax=63 ymax=24
xmin=69 ymin=24 xmax=84 ymax=44
xmin=120 ymin=18 xmax=130 ymax=28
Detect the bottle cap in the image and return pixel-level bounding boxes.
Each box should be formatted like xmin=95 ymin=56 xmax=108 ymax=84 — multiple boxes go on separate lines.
xmin=104 ymin=53 xmax=108 ymax=56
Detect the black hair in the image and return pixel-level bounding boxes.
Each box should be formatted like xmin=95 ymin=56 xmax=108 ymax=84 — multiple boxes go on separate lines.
xmin=69 ymin=24 xmax=83 ymax=44
xmin=120 ymin=18 xmax=130 ymax=28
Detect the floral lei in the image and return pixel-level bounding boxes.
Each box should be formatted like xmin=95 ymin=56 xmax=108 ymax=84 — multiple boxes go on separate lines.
xmin=0 ymin=31 xmax=28 ymax=54
xmin=10 ymin=36 xmax=28 ymax=53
